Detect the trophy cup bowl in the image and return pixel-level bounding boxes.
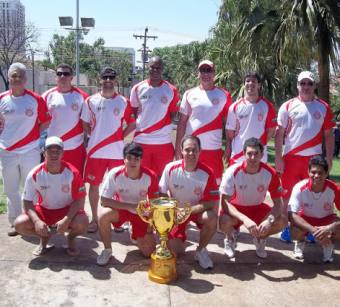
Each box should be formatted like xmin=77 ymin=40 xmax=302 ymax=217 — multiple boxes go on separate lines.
xmin=137 ymin=197 xmax=191 ymax=284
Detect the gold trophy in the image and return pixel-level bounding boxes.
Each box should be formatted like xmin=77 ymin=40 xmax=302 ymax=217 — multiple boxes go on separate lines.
xmin=137 ymin=197 xmax=191 ymax=284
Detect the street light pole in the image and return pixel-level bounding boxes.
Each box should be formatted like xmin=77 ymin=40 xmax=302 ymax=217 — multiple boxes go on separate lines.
xmin=75 ymin=0 xmax=80 ymax=86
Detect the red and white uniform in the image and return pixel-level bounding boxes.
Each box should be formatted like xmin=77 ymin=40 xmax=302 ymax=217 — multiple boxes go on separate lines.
xmin=23 ymin=161 xmax=86 ymax=209
xmin=180 ymin=86 xmax=231 ymax=150
xmin=101 ymin=165 xmax=158 ymax=213
xmin=227 ymin=96 xmax=276 ymax=163
xmin=81 ymin=92 xmax=134 ymax=159
xmin=289 ymin=179 xmax=340 ymax=219
xmin=278 ymin=97 xmax=335 ymax=157
xmin=220 ymin=161 xmax=283 ymax=206
xmin=42 ymin=87 xmax=88 ymax=150
xmin=130 ymin=79 xmax=179 ymax=144
xmin=0 ymin=89 xmax=50 ymax=154
xmin=159 ymin=160 xmax=219 ymax=207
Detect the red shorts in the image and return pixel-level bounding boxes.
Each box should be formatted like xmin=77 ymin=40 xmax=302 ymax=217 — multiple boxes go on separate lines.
xmin=220 ymin=203 xmax=272 ymax=229
xmin=63 ymin=144 xmax=86 ymax=175
xmin=84 ymin=157 xmax=123 ymax=185
xmin=199 ymin=149 xmax=223 ymax=184
xmin=281 ymin=155 xmax=310 ymax=199
xmin=168 ymin=213 xmax=203 ymax=242
xmin=112 ymin=209 xmax=149 ymax=240
xmin=298 ymin=213 xmax=337 ymax=227
xmin=139 ymin=143 xmax=174 ymax=177
xmin=34 ymin=205 xmax=86 ymax=226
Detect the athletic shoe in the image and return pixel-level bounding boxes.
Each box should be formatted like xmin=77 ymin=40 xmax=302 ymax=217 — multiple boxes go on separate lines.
xmin=253 ymin=238 xmax=267 ymax=258
xmin=7 ymin=226 xmax=19 ymax=237
xmin=322 ymin=244 xmax=334 ymax=263
xmin=293 ymin=241 xmax=305 ymax=259
xmin=194 ymin=248 xmax=214 ymax=269
xmin=280 ymin=226 xmax=291 ymax=243
xmin=224 ymin=231 xmax=237 ymax=258
xmin=97 ymin=248 xmax=112 ymax=266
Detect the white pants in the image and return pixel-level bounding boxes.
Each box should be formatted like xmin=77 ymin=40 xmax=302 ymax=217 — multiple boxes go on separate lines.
xmin=0 ymin=148 xmax=40 ymax=225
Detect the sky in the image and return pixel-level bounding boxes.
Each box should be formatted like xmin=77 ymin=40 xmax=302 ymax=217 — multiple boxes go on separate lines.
xmin=20 ymin=0 xmax=221 ymax=62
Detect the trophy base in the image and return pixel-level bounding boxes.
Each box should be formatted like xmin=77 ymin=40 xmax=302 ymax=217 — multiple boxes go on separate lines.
xmin=148 ymin=252 xmax=177 ymax=284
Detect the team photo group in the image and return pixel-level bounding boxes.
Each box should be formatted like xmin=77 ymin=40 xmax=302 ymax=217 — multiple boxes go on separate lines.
xmin=0 ymin=56 xmax=339 ymax=272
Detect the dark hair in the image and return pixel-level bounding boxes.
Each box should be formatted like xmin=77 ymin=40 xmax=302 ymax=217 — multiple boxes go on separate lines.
xmin=244 ymin=71 xmax=261 ymax=83
xmin=308 ymin=155 xmax=329 ymax=172
xmin=56 ymin=63 xmax=73 ymax=75
xmin=123 ymin=142 xmax=143 ymax=158
xmin=180 ymin=135 xmax=201 ymax=151
xmin=148 ymin=56 xmax=163 ymax=68
xmin=243 ymin=137 xmax=264 ymax=153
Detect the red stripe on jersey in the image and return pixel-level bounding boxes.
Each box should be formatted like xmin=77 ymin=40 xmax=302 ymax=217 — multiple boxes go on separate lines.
xmin=285 ymin=128 xmax=323 ymax=156
xmin=230 ymin=151 xmax=244 ymax=163
xmin=262 ymin=96 xmax=277 ymax=129
xmin=192 ymin=107 xmax=227 ymax=137
xmin=60 ymin=120 xmax=83 ymax=142
xmin=141 ymin=166 xmax=158 ymax=198
xmin=260 ymin=162 xmax=283 ymax=198
xmin=25 ymin=89 xmax=51 ymax=124
xmin=318 ymin=98 xmax=335 ymax=130
xmin=87 ymin=129 xmax=123 ymax=158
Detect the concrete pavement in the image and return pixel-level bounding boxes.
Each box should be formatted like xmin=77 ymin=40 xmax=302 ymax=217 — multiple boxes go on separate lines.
xmin=0 ymin=211 xmax=339 ymax=307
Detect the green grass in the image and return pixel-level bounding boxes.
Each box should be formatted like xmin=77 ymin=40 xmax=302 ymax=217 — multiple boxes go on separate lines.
xmin=0 ymin=178 xmax=6 ymax=214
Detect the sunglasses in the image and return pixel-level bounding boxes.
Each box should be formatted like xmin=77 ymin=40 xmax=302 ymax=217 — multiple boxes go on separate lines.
xmin=199 ymin=67 xmax=214 ymax=73
xmin=299 ymin=81 xmax=314 ymax=86
xmin=101 ymin=75 xmax=116 ymax=80
xmin=56 ymin=71 xmax=72 ymax=77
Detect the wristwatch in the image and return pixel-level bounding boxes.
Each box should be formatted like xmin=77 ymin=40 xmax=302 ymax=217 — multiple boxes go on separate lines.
xmin=267 ymin=215 xmax=275 ymax=225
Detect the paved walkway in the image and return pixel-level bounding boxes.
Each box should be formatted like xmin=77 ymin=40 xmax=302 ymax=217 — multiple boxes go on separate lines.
xmin=0 ymin=210 xmax=339 ymax=307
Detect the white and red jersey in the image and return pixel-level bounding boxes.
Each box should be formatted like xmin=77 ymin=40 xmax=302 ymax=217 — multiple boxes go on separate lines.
xmin=289 ymin=178 xmax=340 ymax=218
xmin=277 ymin=97 xmax=335 ymax=156
xmin=42 ymin=87 xmax=88 ymax=150
xmin=180 ymin=86 xmax=232 ymax=150
xmin=81 ymin=92 xmax=134 ymax=159
xmin=227 ymin=96 xmax=276 ymax=163
xmin=0 ymin=89 xmax=51 ymax=154
xmin=100 ymin=165 xmax=158 ymax=213
xmin=220 ymin=161 xmax=283 ymax=206
xmin=23 ymin=161 xmax=86 ymax=210
xmin=130 ymin=79 xmax=179 ymax=144
xmin=159 ymin=160 xmax=219 ymax=207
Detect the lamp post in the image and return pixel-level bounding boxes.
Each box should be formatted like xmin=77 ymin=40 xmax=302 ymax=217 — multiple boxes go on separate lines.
xmin=58 ymin=0 xmax=95 ymax=86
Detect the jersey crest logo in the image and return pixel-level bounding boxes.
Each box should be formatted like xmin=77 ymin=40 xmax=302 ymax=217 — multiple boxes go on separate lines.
xmin=323 ymin=202 xmax=331 ymax=211
xmin=25 ymin=108 xmax=34 ymax=117
xmin=258 ymin=113 xmax=264 ymax=121
xmin=194 ymin=186 xmax=203 ymax=196
xmin=161 ymin=96 xmax=168 ymax=104
xmin=257 ymin=184 xmax=265 ymax=193
xmin=212 ymin=98 xmax=220 ymax=105
xmin=61 ymin=184 xmax=70 ymax=193
xmin=313 ymin=111 xmax=321 ymax=120
xmin=71 ymin=102 xmax=79 ymax=111
xmin=113 ymin=107 xmax=120 ymax=116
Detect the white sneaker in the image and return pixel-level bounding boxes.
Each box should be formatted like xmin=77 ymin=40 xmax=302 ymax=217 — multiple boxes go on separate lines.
xmin=293 ymin=241 xmax=305 ymax=259
xmin=194 ymin=248 xmax=214 ymax=269
xmin=253 ymin=238 xmax=267 ymax=258
xmin=97 ymin=248 xmax=112 ymax=266
xmin=322 ymin=244 xmax=334 ymax=263
xmin=224 ymin=232 xmax=237 ymax=258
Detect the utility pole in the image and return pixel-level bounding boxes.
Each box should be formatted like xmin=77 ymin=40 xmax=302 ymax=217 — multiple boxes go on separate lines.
xmin=133 ymin=27 xmax=157 ymax=79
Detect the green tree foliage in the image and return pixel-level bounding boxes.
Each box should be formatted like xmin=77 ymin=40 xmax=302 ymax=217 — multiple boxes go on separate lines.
xmin=43 ymin=33 xmax=133 ymax=87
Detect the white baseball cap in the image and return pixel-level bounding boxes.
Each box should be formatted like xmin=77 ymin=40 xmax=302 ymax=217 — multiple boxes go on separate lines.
xmin=297 ymin=71 xmax=315 ymax=82
xmin=198 ymin=60 xmax=214 ymax=69
xmin=45 ymin=136 xmax=64 ymax=149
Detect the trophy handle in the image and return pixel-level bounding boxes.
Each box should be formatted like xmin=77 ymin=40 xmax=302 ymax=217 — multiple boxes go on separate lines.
xmin=136 ymin=200 xmax=153 ymax=225
xmin=174 ymin=203 xmax=191 ymax=225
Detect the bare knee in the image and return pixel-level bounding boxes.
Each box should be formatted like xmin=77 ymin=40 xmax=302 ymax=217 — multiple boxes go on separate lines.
xmin=14 ymin=214 xmax=34 ymax=234
xmin=137 ymin=234 xmax=156 ymax=257
xmin=219 ymin=214 xmax=236 ymax=233
xmin=70 ymin=214 xmax=89 ymax=233
xmin=98 ymin=208 xmax=118 ymax=226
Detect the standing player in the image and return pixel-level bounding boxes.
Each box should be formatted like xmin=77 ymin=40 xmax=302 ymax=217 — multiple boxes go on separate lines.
xmin=175 ymin=60 xmax=232 ymax=184
xmin=42 ymin=63 xmax=88 ymax=174
xmin=97 ymin=142 xmax=158 ymax=265
xmin=130 ymin=56 xmax=179 ymax=177
xmin=81 ymin=67 xmax=135 ymax=232
xmin=14 ymin=137 xmax=88 ymax=256
xmin=220 ymin=138 xmax=286 ymax=259
xmin=275 ymin=71 xmax=335 ymax=240
xmin=159 ymin=135 xmax=219 ymax=270
xmin=0 ymin=63 xmax=51 ymax=236
xmin=289 ymin=155 xmax=340 ymax=263
xmin=226 ymin=72 xmax=276 ymax=164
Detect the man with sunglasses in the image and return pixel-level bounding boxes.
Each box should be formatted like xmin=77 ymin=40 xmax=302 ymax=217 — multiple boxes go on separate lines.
xmin=175 ymin=60 xmax=232 ymax=184
xmin=42 ymin=63 xmax=88 ymax=174
xmin=96 ymin=142 xmax=158 ymax=265
xmin=275 ymin=71 xmax=335 ymax=218
xmin=0 ymin=63 xmax=51 ymax=236
xmin=14 ymin=136 xmax=88 ymax=256
xmin=130 ymin=56 xmax=180 ymax=178
xmin=81 ymin=67 xmax=135 ymax=232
